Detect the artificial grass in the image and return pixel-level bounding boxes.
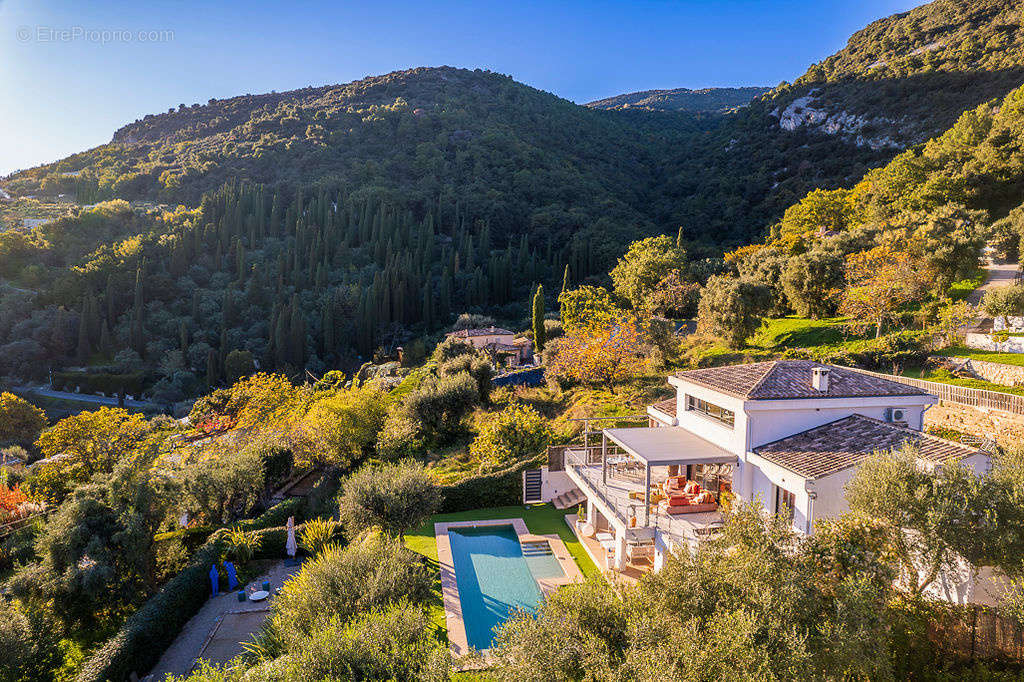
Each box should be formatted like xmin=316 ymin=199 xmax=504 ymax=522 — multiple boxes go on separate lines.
xmin=932 ymin=346 xmax=1024 ymax=367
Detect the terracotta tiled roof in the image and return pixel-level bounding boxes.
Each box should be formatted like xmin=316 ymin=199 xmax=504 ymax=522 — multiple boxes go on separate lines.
xmin=651 ymin=397 xmax=677 ymax=418
xmin=753 ymin=414 xmax=980 ymax=480
xmin=447 ymin=326 xmax=514 ymax=338
xmin=674 ymin=360 xmax=928 ymax=400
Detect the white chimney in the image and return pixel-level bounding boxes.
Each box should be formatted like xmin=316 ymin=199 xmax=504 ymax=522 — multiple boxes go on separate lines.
xmin=811 ymin=367 xmax=830 ymax=392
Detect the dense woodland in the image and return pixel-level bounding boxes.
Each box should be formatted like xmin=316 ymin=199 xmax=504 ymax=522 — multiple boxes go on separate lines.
xmin=2 ymin=1 xmax=1024 ymax=390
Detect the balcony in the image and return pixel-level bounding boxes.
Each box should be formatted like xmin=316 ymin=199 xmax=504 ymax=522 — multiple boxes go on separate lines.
xmin=563 ymin=426 xmax=736 ymax=555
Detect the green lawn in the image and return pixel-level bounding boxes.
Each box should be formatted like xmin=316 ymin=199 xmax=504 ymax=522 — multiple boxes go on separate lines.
xmin=406 ymin=503 xmax=599 ymax=578
xmin=931 ymin=345 xmax=1024 ymax=367
xmin=947 ymin=267 xmax=987 ymax=301
xmin=404 ymin=503 xmax=600 ymax=643
xmin=749 ymin=316 xmax=857 ymax=350
xmin=903 ymin=367 xmax=1024 ymax=396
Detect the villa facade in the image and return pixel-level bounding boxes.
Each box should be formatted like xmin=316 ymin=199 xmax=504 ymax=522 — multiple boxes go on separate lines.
xmin=536 ymin=360 xmax=991 ymax=594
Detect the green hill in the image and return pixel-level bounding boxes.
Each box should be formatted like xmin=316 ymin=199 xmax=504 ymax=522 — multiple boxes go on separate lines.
xmin=3 ymin=0 xmax=1024 ymax=386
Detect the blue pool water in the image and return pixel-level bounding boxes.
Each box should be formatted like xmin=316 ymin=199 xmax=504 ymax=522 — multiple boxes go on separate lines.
xmin=448 ymin=524 xmax=564 ymax=650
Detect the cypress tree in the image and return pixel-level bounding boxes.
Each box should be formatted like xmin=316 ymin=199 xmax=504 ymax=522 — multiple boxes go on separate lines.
xmin=676 ymin=225 xmax=685 ymax=249
xmin=99 ymin=321 xmax=113 ymax=358
xmin=76 ymin=314 xmax=91 ymax=363
xmin=179 ymin=321 xmax=189 ymax=354
xmin=289 ymin=295 xmax=305 ymax=368
xmin=532 ymin=284 xmax=546 ymax=352
xmin=206 ymin=348 xmax=220 ymax=386
xmin=322 ymin=300 xmax=335 ymax=357
xmin=561 ymin=265 xmax=570 ymax=296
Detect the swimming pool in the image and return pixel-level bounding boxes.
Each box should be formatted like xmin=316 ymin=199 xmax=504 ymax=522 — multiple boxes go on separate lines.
xmin=447 ymin=524 xmax=564 ymax=650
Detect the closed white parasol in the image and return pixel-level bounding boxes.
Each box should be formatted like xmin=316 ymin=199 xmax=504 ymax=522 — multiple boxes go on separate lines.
xmin=285 ymin=516 xmax=297 ymax=558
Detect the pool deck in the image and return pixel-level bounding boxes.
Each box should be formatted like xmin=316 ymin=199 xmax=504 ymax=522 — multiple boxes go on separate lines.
xmin=434 ymin=517 xmax=584 ymax=659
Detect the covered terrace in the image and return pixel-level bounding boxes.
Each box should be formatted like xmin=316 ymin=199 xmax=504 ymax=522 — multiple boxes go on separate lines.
xmin=565 ymin=426 xmax=738 ymax=571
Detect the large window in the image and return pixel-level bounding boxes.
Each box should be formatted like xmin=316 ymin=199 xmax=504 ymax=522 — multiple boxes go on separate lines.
xmin=775 ymin=486 xmax=795 ymax=524
xmin=685 ymin=395 xmax=735 ymax=428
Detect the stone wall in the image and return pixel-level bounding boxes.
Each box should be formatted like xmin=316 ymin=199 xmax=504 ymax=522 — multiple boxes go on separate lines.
xmin=965 ymin=332 xmax=1024 ymax=354
xmin=924 ymin=402 xmax=1024 ymax=444
xmin=942 ymin=356 xmax=1024 ymax=387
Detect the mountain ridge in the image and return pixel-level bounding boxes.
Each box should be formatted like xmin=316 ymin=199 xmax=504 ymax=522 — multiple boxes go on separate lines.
xmin=585 ymin=86 xmax=769 ymax=113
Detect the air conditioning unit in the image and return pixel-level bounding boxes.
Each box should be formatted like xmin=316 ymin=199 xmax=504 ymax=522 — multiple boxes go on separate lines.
xmin=884 ymin=408 xmax=906 ymax=423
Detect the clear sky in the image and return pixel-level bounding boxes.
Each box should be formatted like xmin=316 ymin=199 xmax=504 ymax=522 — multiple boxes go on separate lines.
xmin=0 ymin=0 xmax=920 ymax=176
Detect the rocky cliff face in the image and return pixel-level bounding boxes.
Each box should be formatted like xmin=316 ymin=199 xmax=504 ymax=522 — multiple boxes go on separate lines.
xmin=771 ymin=90 xmax=900 ymax=150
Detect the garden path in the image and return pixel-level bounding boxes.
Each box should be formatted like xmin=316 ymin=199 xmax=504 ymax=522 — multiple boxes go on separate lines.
xmin=144 ymin=560 xmax=300 ymax=681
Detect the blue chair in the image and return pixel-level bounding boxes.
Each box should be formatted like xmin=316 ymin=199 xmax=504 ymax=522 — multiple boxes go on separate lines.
xmin=209 ymin=564 xmax=219 ymax=597
xmin=224 ymin=561 xmax=239 ymax=591
xmin=262 ymin=580 xmax=270 ymax=592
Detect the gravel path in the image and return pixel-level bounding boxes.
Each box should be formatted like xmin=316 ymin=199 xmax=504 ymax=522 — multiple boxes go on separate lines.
xmin=144 ymin=560 xmax=301 ymax=681
xmin=967 ymin=259 xmax=1019 ymax=305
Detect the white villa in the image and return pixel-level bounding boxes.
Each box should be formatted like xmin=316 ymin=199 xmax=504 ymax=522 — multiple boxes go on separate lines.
xmin=534 ymin=360 xmax=991 ymax=592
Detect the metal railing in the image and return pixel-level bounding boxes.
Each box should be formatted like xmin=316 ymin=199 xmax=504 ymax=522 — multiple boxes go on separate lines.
xmin=845 ymin=366 xmax=1024 ymax=415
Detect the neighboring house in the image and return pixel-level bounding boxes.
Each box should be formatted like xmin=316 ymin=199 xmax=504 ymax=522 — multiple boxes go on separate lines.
xmin=538 ymin=360 xmax=990 ymax=591
xmin=446 ymin=326 xmax=533 ymax=366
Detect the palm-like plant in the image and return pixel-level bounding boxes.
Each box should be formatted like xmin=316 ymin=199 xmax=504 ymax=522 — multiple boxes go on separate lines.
xmin=225 ymin=526 xmax=261 ymax=564
xmin=299 ymin=517 xmax=337 ymax=556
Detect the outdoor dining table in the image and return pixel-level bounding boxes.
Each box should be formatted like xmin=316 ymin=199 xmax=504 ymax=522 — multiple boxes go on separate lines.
xmin=248 ymin=590 xmax=270 ymax=602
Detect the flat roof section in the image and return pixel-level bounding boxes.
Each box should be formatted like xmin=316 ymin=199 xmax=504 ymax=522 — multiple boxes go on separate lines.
xmin=603 ymin=427 xmax=737 ymax=467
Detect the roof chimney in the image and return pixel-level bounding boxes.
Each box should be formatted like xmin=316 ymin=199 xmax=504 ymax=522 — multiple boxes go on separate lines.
xmin=811 ymin=367 xmax=830 ymax=392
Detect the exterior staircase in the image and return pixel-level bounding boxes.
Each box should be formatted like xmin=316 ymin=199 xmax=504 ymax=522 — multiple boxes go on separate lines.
xmin=552 ymin=487 xmax=585 ymax=510
xmin=523 ymin=469 xmax=543 ymax=503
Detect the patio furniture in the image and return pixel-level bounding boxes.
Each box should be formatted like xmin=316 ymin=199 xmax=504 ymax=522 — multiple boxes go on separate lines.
xmin=595 ymin=531 xmax=615 ymax=543
xmin=236 ymin=590 xmax=246 ymax=602
xmin=659 ymin=500 xmax=718 ymax=515
xmin=249 ymin=590 xmax=270 ymax=602
xmin=262 ymin=580 xmax=271 ymax=592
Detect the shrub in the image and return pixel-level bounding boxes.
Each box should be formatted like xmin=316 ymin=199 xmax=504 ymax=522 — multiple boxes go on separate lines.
xmin=470 ymin=404 xmax=552 ymax=472
xmin=439 ymin=354 xmax=494 ymax=403
xmin=269 ymin=533 xmax=431 ymax=648
xmin=376 ymin=416 xmax=425 ymax=460
xmin=431 ymin=336 xmax=476 ymax=362
xmin=0 ymin=597 xmax=62 ymax=682
xmin=278 ymin=602 xmax=449 ymax=682
xmin=338 ymin=460 xmax=441 ymax=538
xmin=400 ymin=372 xmax=479 ymax=442
xmin=0 ymin=393 xmax=46 ymax=446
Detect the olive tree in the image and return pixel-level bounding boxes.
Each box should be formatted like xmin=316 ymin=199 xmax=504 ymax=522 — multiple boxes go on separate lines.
xmin=697 ymin=275 xmax=771 ymax=348
xmin=338 ymin=460 xmax=441 ymax=538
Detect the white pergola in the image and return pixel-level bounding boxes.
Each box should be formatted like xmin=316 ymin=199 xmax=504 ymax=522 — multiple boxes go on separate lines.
xmin=601 ymin=427 xmax=737 ymax=525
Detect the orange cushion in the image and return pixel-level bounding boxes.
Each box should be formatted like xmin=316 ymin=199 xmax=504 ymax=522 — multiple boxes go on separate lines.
xmin=684 ymin=481 xmax=701 ymax=495
xmin=695 ymin=491 xmax=714 ymax=505
xmin=666 ymin=494 xmax=692 ymax=507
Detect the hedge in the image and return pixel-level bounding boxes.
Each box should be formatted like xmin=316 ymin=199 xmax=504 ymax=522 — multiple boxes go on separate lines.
xmin=438 ymin=455 xmax=544 ymax=513
xmin=74 ymin=530 xmax=228 ymax=682
xmin=73 ymin=485 xmax=332 ymax=682
xmin=52 ymin=371 xmax=146 ymax=397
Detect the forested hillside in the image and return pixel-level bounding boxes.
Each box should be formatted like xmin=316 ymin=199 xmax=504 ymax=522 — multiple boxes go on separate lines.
xmin=760 ymin=0 xmax=1024 ymax=148
xmin=586 ymin=86 xmax=769 ymax=112
xmin=3 ymin=0 xmax=1024 ymax=393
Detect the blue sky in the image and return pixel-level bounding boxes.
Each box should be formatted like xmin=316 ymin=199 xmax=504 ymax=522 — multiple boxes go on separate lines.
xmin=0 ymin=0 xmax=920 ymax=175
